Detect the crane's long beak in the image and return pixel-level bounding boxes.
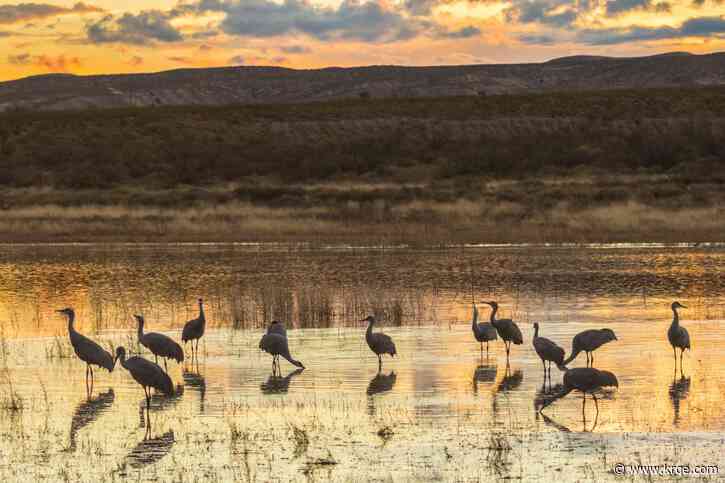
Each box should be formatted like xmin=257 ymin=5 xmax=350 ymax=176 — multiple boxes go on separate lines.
xmin=680 ymin=304 xmax=688 ymax=309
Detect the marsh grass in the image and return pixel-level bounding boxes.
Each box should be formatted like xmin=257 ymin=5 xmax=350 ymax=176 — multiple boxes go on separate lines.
xmin=44 ymin=335 xmax=72 ymax=360
xmin=0 ymin=368 xmax=23 ymax=412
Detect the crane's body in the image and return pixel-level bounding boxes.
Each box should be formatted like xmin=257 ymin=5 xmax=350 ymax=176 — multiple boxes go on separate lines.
xmin=562 ymin=328 xmax=617 ymax=367
xmin=364 ymin=316 xmax=397 ymax=371
xmin=667 ymin=301 xmax=690 ymax=373
xmin=136 ymin=315 xmax=184 ymax=371
xmin=259 ymin=321 xmax=304 ymax=374
xmin=182 ymin=298 xmax=206 ymax=359
xmin=532 ymin=322 xmax=567 ymax=377
xmin=58 ymin=308 xmax=115 ymax=392
xmin=539 ymin=367 xmax=619 ymax=414
xmin=482 ymin=301 xmax=523 ymax=359
xmin=471 ymin=304 xmax=497 ymax=355
xmin=115 ymin=347 xmax=174 ymax=408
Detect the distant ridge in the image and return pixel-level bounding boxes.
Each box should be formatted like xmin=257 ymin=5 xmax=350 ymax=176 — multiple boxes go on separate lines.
xmin=1 ymin=51 xmax=724 ymax=112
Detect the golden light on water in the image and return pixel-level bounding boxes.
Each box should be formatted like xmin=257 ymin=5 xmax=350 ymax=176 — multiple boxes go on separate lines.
xmin=0 ymin=245 xmax=724 ymax=480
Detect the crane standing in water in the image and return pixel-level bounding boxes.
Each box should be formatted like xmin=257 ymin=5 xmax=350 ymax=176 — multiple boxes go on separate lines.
xmin=538 ymin=367 xmax=619 ymax=417
xmin=57 ymin=308 xmax=115 ymax=392
xmin=363 ymin=316 xmax=397 ymax=371
xmin=258 ymin=320 xmax=305 ymax=375
xmin=667 ymin=301 xmax=690 ymax=374
xmin=182 ymin=298 xmax=206 ymax=360
xmin=115 ymin=346 xmax=174 ymax=409
xmin=562 ymin=328 xmax=617 ymax=367
xmin=532 ymin=322 xmax=567 ymax=380
xmin=471 ymin=303 xmax=497 ymax=356
xmin=481 ymin=301 xmax=523 ymax=360
xmin=136 ymin=315 xmax=184 ymax=371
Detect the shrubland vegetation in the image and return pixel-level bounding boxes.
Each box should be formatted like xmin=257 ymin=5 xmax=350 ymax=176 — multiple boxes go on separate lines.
xmin=1 ymin=86 xmax=724 ymax=243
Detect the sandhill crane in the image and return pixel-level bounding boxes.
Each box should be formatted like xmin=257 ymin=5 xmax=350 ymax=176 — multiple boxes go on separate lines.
xmin=69 ymin=388 xmax=115 ymax=451
xmin=471 ymin=303 xmax=497 ymax=356
xmin=533 ymin=322 xmax=567 ymax=379
xmin=115 ymin=346 xmax=174 ymax=409
xmin=562 ymin=328 xmax=617 ymax=367
xmin=182 ymin=298 xmax=205 ymax=360
xmin=57 ymin=308 xmax=115 ymax=392
xmin=135 ymin=315 xmax=184 ymax=371
xmin=363 ymin=316 xmax=397 ymax=371
xmin=538 ymin=367 xmax=619 ymax=417
xmin=667 ymin=301 xmax=690 ymax=374
xmin=481 ymin=301 xmax=522 ymax=359
xmin=259 ymin=321 xmax=304 ymax=375
xmin=267 ymin=319 xmax=287 ymax=337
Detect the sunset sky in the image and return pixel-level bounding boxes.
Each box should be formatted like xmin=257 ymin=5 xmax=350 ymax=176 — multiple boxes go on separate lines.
xmin=0 ymin=0 xmax=723 ymax=80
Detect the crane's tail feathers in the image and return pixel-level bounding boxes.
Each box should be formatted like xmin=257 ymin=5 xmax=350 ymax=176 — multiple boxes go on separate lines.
xmin=171 ymin=345 xmax=184 ymax=363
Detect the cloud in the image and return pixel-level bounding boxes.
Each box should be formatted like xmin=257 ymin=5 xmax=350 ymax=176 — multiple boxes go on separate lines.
xmin=8 ymin=52 xmax=81 ymax=71
xmin=168 ymin=55 xmax=193 ymax=64
xmin=605 ymin=0 xmax=672 ymax=15
xmin=8 ymin=53 xmax=31 ymax=64
xmin=128 ymin=55 xmax=143 ymax=65
xmin=87 ymin=10 xmax=183 ymax=45
xmin=193 ymin=0 xmax=431 ymax=42
xmin=504 ymin=0 xmax=578 ymax=28
xmin=577 ymin=15 xmax=725 ymax=44
xmin=0 ymin=2 xmax=102 ymax=25
xmin=280 ymin=44 xmax=311 ymax=54
xmin=402 ymin=0 xmax=439 ymax=16
xmin=439 ymin=25 xmax=481 ymax=38
xmin=229 ymin=54 xmax=244 ymax=64
xmin=517 ymin=33 xmax=558 ymax=44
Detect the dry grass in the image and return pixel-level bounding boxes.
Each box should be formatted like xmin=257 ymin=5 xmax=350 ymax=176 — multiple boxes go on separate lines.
xmin=1 ymin=172 xmax=725 ymax=244
xmin=0 ymin=198 xmax=723 ymax=245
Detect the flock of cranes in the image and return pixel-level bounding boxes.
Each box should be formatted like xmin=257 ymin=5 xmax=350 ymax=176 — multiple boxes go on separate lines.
xmin=57 ymin=296 xmax=692 ymax=425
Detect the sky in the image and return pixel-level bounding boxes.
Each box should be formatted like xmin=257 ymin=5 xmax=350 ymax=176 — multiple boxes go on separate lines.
xmin=0 ymin=0 xmax=723 ymax=80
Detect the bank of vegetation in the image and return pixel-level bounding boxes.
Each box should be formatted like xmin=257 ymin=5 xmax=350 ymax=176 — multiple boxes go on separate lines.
xmin=1 ymin=86 xmax=724 ymax=243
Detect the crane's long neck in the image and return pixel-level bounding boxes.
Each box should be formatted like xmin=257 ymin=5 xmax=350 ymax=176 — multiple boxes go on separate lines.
xmin=489 ymin=305 xmax=499 ymax=327
xmin=471 ymin=305 xmax=479 ymax=335
xmin=534 ymin=324 xmax=539 ymax=338
xmin=67 ymin=312 xmax=76 ymax=335
xmin=198 ymin=301 xmax=206 ymax=326
xmin=137 ymin=318 xmax=144 ymax=340
xmin=366 ymin=319 xmax=375 ymax=339
xmin=671 ymin=307 xmax=680 ymax=328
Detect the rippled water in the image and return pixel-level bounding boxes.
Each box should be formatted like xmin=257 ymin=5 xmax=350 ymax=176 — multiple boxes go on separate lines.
xmin=0 ymin=244 xmax=724 ymax=481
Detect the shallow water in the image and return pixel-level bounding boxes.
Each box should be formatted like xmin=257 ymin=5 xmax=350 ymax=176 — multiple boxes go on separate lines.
xmin=0 ymin=244 xmax=724 ymax=481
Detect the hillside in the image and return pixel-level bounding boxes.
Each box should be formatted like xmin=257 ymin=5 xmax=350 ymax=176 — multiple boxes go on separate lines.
xmin=1 ymin=52 xmax=725 ymax=112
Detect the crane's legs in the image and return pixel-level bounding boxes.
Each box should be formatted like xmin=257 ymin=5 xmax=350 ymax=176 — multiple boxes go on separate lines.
xmin=155 ymin=354 xmax=159 ymax=365
xmin=143 ymin=385 xmax=151 ymax=410
xmin=378 ymin=354 xmax=382 ymax=372
xmin=164 ymin=358 xmax=168 ymax=372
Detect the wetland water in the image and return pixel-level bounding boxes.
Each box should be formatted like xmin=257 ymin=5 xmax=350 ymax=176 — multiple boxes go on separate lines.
xmin=0 ymin=244 xmax=724 ymax=481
